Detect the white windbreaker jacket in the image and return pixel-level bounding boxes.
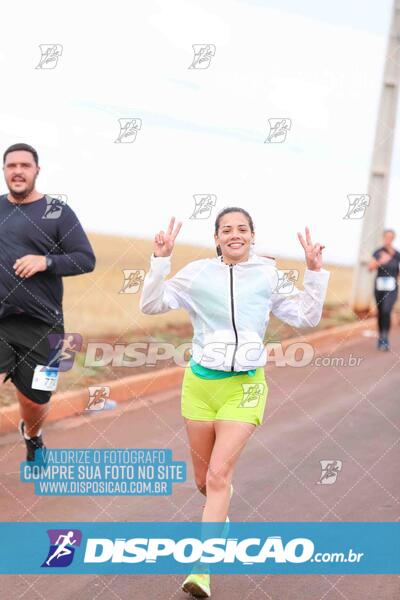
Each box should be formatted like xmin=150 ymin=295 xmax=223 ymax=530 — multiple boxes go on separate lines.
xmin=139 ymin=253 xmax=330 ymax=371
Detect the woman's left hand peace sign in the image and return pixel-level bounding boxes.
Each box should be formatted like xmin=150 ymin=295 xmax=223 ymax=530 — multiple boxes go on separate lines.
xmin=297 ymin=226 xmax=325 ymax=272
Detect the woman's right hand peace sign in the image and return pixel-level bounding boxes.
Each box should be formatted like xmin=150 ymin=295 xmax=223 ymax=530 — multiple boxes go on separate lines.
xmin=154 ymin=217 xmax=182 ymax=257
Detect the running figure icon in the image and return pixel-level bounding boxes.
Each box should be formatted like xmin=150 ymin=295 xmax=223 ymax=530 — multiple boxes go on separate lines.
xmin=45 ymin=531 xmax=77 ymax=566
xmin=47 ymin=335 xmax=78 ymax=368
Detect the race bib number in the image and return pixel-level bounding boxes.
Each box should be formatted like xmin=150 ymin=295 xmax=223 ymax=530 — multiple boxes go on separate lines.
xmin=376 ymin=276 xmax=396 ymax=292
xmin=32 ymin=365 xmax=59 ymax=392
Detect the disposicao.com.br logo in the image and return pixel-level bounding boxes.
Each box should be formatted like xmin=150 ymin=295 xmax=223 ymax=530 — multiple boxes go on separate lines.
xmin=84 ymin=535 xmax=315 ymax=564
xmin=41 ymin=531 xmax=363 ymax=570
xmin=82 ymin=534 xmax=365 ymax=568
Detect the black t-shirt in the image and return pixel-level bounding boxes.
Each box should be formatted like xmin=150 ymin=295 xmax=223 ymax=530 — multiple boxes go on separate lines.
xmin=372 ymin=247 xmax=400 ymax=288
xmin=0 ymin=194 xmax=96 ymax=326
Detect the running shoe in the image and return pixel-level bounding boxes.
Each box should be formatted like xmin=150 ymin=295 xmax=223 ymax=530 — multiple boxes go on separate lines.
xmin=182 ymin=572 xmax=211 ymax=598
xmin=18 ymin=419 xmax=46 ymax=462
xmin=377 ymin=337 xmax=390 ymax=351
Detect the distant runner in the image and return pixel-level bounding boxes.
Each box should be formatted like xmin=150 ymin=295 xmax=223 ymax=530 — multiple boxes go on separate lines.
xmin=368 ymin=229 xmax=400 ymax=351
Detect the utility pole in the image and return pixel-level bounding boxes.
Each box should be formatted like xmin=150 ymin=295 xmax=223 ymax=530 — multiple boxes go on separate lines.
xmin=351 ymin=0 xmax=400 ymax=316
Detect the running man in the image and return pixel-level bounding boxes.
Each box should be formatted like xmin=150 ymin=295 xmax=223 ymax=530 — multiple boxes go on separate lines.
xmin=140 ymin=207 xmax=330 ymax=598
xmin=0 ymin=143 xmax=95 ymax=461
xmin=368 ymin=229 xmax=400 ymax=351
xmin=45 ymin=530 xmax=77 ymax=566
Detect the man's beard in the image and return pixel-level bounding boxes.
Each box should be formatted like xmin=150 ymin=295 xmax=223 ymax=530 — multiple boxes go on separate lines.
xmin=8 ymin=179 xmax=36 ymax=202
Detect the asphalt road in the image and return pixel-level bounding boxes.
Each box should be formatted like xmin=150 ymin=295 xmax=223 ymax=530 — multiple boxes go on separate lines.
xmin=0 ymin=326 xmax=399 ymax=599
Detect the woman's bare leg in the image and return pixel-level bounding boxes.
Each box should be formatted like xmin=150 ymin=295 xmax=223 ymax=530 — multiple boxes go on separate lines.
xmin=184 ymin=418 xmax=215 ymax=496
xmin=203 ymin=420 xmax=255 ymax=522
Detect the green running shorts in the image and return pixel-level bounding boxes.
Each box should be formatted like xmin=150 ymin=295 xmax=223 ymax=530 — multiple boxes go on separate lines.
xmin=181 ymin=366 xmax=268 ymax=426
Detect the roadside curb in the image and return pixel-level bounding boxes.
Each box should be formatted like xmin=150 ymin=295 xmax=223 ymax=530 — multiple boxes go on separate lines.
xmin=0 ymin=317 xmax=376 ymax=435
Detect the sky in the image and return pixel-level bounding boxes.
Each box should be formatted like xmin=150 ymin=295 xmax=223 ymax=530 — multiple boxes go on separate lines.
xmin=0 ymin=0 xmax=397 ymax=265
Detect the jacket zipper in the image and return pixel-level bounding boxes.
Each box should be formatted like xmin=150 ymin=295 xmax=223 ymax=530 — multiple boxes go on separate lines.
xmin=229 ymin=264 xmax=238 ymax=371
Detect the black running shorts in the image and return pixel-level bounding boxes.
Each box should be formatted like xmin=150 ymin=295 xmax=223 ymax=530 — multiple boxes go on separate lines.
xmin=0 ymin=314 xmax=64 ymax=404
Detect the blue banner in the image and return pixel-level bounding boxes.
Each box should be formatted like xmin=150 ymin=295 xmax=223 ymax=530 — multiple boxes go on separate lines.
xmin=0 ymin=522 xmax=398 ymax=574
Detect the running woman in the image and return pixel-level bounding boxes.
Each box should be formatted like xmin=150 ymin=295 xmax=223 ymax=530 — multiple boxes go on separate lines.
xmin=368 ymin=229 xmax=400 ymax=351
xmin=0 ymin=143 xmax=95 ymax=461
xmin=139 ymin=207 xmax=330 ymax=598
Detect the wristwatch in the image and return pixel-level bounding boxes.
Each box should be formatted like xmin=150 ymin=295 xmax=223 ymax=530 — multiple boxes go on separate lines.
xmin=45 ymin=256 xmax=53 ymax=270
